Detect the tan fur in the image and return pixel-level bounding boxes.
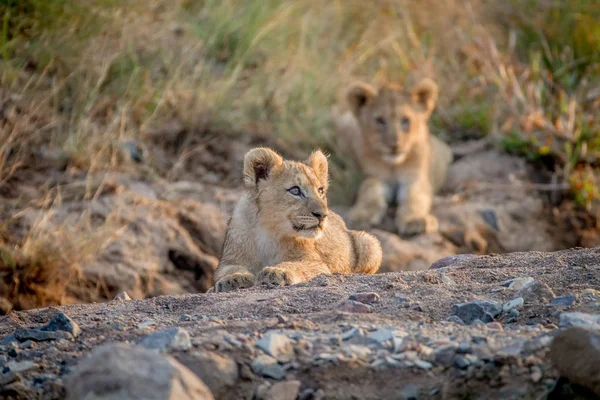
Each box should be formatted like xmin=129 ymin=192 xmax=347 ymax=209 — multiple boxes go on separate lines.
xmin=333 ymin=78 xmax=453 ymax=236
xmin=213 ymin=147 xmax=382 ymax=292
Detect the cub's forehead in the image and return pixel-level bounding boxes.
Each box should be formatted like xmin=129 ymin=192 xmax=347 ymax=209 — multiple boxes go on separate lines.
xmin=282 ymin=162 xmax=322 ymax=187
xmin=375 ymin=87 xmax=412 ymax=107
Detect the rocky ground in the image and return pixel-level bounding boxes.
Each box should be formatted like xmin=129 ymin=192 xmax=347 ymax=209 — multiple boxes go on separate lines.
xmin=1 ymin=247 xmax=599 ymax=399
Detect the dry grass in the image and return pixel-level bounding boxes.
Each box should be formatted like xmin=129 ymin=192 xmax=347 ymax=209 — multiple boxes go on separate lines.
xmin=0 ymin=0 xmax=598 ymax=309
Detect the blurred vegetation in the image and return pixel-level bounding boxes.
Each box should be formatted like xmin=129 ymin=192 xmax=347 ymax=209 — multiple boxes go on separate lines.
xmin=0 ymin=0 xmax=599 ymax=308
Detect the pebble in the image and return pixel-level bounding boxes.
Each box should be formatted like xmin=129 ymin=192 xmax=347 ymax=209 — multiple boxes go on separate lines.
xmin=508 ymin=277 xmax=535 ymax=291
xmin=336 ymin=300 xmax=372 ymax=313
xmin=348 ymin=292 xmax=380 ymax=304
xmin=549 ymin=294 xmax=577 ymax=307
xmin=429 ymin=254 xmax=476 ymax=270
xmin=581 ymin=289 xmax=600 ymax=305
xmin=550 ymin=327 xmax=600 ymax=396
xmin=7 ymin=360 xmax=39 ymax=373
xmin=446 ymin=316 xmax=465 ymax=325
xmin=451 ymin=300 xmax=502 ymax=324
xmin=265 ymin=380 xmax=301 ymax=400
xmin=186 ymin=351 xmax=239 ymax=397
xmin=413 ymin=359 xmax=432 ymax=370
xmin=341 ymin=328 xmax=360 ymax=341
xmin=502 ymin=297 xmax=524 ymax=313
xmin=19 ymin=340 xmax=34 ymax=349
xmin=137 ymin=319 xmax=156 ymax=329
xmin=251 ymin=355 xmax=286 ymax=380
xmin=486 ymin=322 xmax=503 ymax=331
xmin=0 ymin=371 xmax=19 ymax=386
xmin=256 ymin=332 xmax=294 ymax=363
xmin=530 ymin=366 xmax=543 ymax=383
xmin=179 ymin=314 xmax=192 ymax=322
xmin=137 ymin=327 xmax=192 ymax=351
xmin=454 ymin=355 xmax=471 ymax=369
xmin=341 ymin=344 xmax=371 ymax=360
xmin=41 ymin=312 xmax=81 ymax=338
xmin=367 ymin=328 xmax=394 ymax=345
xmin=440 ymin=274 xmax=456 ymax=285
xmin=113 ymin=291 xmax=132 ymax=301
xmin=517 ymin=281 xmax=556 ymax=303
xmin=559 ymin=312 xmax=600 ymax=329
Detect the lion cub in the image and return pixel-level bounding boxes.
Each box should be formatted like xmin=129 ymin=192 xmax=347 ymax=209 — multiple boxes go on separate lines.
xmin=213 ymin=147 xmax=382 ymax=292
xmin=334 ymin=78 xmax=452 ymax=236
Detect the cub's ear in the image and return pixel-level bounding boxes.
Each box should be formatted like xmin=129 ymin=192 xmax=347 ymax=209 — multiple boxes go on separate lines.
xmin=243 ymin=147 xmax=283 ymax=189
xmin=346 ymin=82 xmax=377 ymax=117
xmin=307 ymin=150 xmax=329 ymax=190
xmin=411 ymin=78 xmax=438 ymax=117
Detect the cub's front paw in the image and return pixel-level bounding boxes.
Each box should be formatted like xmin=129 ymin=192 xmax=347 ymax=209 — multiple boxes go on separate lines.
xmin=257 ymin=267 xmax=297 ymax=287
xmin=397 ymin=214 xmax=438 ymax=236
xmin=214 ymin=272 xmax=256 ymax=293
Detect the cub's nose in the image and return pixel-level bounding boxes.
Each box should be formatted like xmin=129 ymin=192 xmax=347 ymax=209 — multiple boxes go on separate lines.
xmin=390 ymin=143 xmax=399 ymax=154
xmin=312 ymin=211 xmax=328 ymax=222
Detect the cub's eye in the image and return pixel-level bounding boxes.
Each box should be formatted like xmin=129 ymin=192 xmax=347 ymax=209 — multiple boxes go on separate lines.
xmin=375 ymin=116 xmax=387 ymax=127
xmin=317 ymin=187 xmax=324 ymax=196
xmin=400 ymin=116 xmax=410 ymax=131
xmin=288 ymin=186 xmax=302 ymax=197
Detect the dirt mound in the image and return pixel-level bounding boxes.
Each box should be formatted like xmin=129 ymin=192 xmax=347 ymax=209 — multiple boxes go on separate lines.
xmin=0 ymin=247 xmax=599 ymax=399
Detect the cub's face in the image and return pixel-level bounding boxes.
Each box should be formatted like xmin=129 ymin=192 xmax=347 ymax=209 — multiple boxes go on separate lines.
xmin=243 ymin=148 xmax=329 ymax=239
xmin=347 ymin=78 xmax=439 ymax=164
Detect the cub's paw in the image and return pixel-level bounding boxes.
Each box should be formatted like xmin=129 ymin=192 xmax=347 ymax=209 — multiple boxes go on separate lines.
xmin=214 ymin=272 xmax=256 ymax=293
xmin=397 ymin=215 xmax=438 ymax=236
xmin=257 ymin=267 xmax=297 ymax=287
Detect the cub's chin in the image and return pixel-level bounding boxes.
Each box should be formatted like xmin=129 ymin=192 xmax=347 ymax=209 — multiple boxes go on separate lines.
xmin=296 ymin=228 xmax=323 ymax=239
xmin=382 ymin=152 xmax=408 ymax=165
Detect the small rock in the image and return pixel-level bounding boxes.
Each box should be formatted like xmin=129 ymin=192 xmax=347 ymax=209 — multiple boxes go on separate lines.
xmin=446 ymin=316 xmax=465 ymax=325
xmin=137 ymin=319 xmax=156 ymax=329
xmin=454 ymin=355 xmax=471 ymax=369
xmin=348 ymin=292 xmax=380 ymax=304
xmin=341 ymin=328 xmax=360 ymax=341
xmin=251 ymin=355 xmax=286 ymax=380
xmin=113 ymin=291 xmax=132 ymax=301
xmin=342 ymin=344 xmax=372 ymax=359
xmin=581 ymin=289 xmax=600 ymax=305
xmin=440 ymin=274 xmax=456 ymax=285
xmin=178 ymin=351 xmax=238 ymax=397
xmin=413 ymin=359 xmax=432 ymax=370
xmin=14 ymin=328 xmax=72 ymax=343
xmin=401 ymin=383 xmax=420 ymax=399
xmin=19 ymin=340 xmax=34 ymax=349
xmin=7 ymin=360 xmax=38 ymax=373
xmin=530 ymin=366 xmax=543 ymax=383
xmin=550 ymin=327 xmax=600 ymax=396
xmin=517 ymin=281 xmax=556 ymax=303
xmin=486 ymin=322 xmax=503 ymax=331
xmin=266 ymin=380 xmax=301 ymax=400
xmin=502 ymin=298 xmax=524 ymax=313
xmin=433 ymin=345 xmax=456 ymax=367
xmin=508 ymin=277 xmax=535 ymax=291
xmin=559 ymin=312 xmax=600 ymax=329
xmin=550 ymin=294 xmax=577 ymax=307
xmin=138 ymin=327 xmax=192 ymax=351
xmin=0 ymin=371 xmax=19 ymax=386
xmin=41 ymin=312 xmax=80 ymax=338
xmin=429 ymin=254 xmax=476 ymax=270
xmin=180 ymin=314 xmax=192 ymax=322
xmin=336 ymin=300 xmax=372 ymax=313
xmin=66 ymin=343 xmax=214 ymax=400
xmin=451 ymin=300 xmax=502 ymax=324
xmin=367 ymin=328 xmax=394 ymax=345
xmin=256 ymin=332 xmax=294 ymax=363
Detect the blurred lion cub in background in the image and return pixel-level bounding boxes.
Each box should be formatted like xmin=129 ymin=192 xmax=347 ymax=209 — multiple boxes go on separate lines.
xmin=333 ymin=78 xmax=452 ymax=236
xmin=213 ymin=147 xmax=382 ymax=292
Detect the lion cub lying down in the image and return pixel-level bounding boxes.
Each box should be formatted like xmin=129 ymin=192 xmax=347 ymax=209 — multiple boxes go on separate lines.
xmin=334 ymin=78 xmax=453 ymax=236
xmin=213 ymin=147 xmax=382 ymax=292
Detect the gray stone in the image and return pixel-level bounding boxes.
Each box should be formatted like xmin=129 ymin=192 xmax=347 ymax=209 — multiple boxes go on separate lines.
xmin=508 ymin=277 xmax=535 ymax=291
xmin=7 ymin=360 xmax=38 ymax=373
xmin=341 ymin=328 xmax=360 ymax=341
xmin=14 ymin=328 xmax=72 ymax=342
xmin=440 ymin=274 xmax=456 ymax=285
xmin=336 ymin=300 xmax=372 ymax=313
xmin=516 ymin=281 xmax=556 ymax=303
xmin=179 ymin=314 xmax=192 ymax=322
xmin=0 ymin=371 xmax=19 ymax=386
xmin=413 ymin=359 xmax=433 ymax=369
xmin=367 ymin=328 xmax=394 ymax=345
xmin=1 ymin=334 xmax=17 ymax=346
xmin=559 ymin=312 xmax=600 ymax=329
xmin=433 ymin=344 xmax=457 ymax=367
xmin=447 ymin=315 xmax=465 ymax=325
xmin=451 ymin=300 xmax=502 ymax=324
xmin=502 ymin=297 xmax=524 ymax=313
xmin=454 ymin=355 xmax=471 ymax=369
xmin=137 ymin=319 xmax=156 ymax=329
xmin=138 ymin=327 xmax=192 ymax=351
xmin=550 ymin=294 xmax=577 ymax=307
xmin=429 ymin=254 xmax=476 ymax=270
xmin=256 ymin=332 xmax=294 ymax=363
xmin=251 ymin=355 xmax=286 ymax=380
xmin=113 ymin=291 xmax=132 ymax=301
xmin=41 ymin=312 xmax=81 ymax=338
xmin=550 ymin=327 xmax=600 ymax=397
xmin=19 ymin=340 xmax=34 ymax=349
xmin=66 ymin=343 xmax=214 ymax=400
xmin=265 ymin=380 xmax=301 ymax=400
xmin=348 ymin=292 xmax=380 ymax=304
